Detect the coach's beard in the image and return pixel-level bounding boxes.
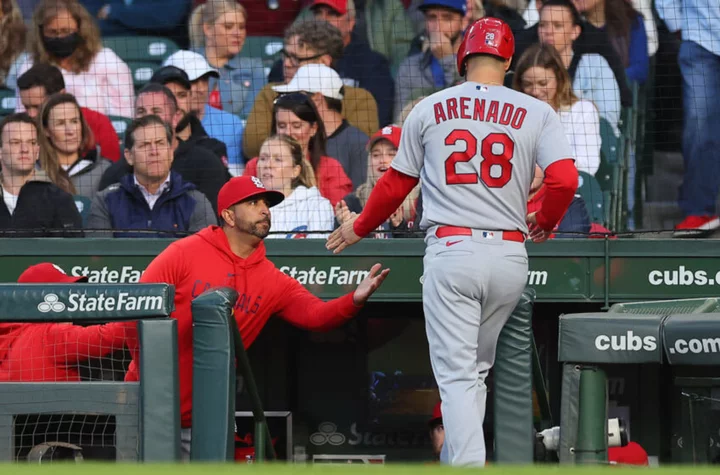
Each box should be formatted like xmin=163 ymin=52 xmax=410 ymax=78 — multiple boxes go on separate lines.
xmin=250 ymin=217 xmax=271 ymax=239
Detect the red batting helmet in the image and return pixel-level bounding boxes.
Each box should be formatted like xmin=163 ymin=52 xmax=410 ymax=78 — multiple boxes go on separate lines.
xmin=457 ymin=17 xmax=515 ymax=76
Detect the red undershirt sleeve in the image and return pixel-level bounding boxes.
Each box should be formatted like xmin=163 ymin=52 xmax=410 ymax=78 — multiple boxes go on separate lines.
xmin=353 ymin=168 xmax=420 ymax=237
xmin=535 ymin=159 xmax=579 ymax=231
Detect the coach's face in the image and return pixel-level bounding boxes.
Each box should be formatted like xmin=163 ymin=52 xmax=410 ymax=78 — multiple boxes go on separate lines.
xmin=224 ymin=197 xmax=272 ymax=239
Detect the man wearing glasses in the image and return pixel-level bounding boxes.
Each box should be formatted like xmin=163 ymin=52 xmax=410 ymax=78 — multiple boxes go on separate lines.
xmin=242 ymin=19 xmax=379 ymax=160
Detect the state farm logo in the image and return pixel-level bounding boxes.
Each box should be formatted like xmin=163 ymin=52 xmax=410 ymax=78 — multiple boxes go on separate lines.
xmin=38 ymin=294 xmax=66 ymax=313
xmin=310 ymin=422 xmax=346 ymax=446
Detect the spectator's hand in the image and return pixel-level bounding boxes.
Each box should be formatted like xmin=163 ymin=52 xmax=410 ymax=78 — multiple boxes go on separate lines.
xmin=98 ymin=4 xmax=110 ymax=19
xmin=390 ymin=207 xmax=404 ymax=227
xmin=334 ymin=200 xmax=351 ymax=224
xmin=352 ymin=263 xmax=391 ymax=306
xmin=327 ymin=211 xmax=361 ymax=254
xmin=526 ymin=212 xmax=551 ymax=243
xmin=428 ymin=30 xmax=454 ymax=60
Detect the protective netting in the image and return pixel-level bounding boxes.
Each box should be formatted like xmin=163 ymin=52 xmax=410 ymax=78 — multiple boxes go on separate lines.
xmin=0 ymin=0 xmax=708 ymax=239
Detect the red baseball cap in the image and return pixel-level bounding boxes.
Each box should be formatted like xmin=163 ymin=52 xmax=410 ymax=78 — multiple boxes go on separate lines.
xmin=367 ymin=125 xmax=402 ymax=151
xmin=608 ymin=442 xmax=649 ymax=466
xmin=428 ymin=401 xmax=442 ymax=426
xmin=18 ymin=263 xmax=87 ymax=283
xmin=311 ymin=0 xmax=348 ymax=15
xmin=217 ymin=176 xmax=284 ymax=217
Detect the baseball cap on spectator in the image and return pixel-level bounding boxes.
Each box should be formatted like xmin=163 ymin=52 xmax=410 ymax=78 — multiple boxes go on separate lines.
xmin=419 ymin=0 xmax=467 ymax=15
xmin=310 ymin=0 xmax=347 ymax=14
xmin=428 ymin=401 xmax=443 ymax=426
xmin=150 ymin=66 xmax=191 ymax=90
xmin=272 ymin=64 xmax=344 ymax=100
xmin=18 ymin=263 xmax=88 ymax=283
xmin=217 ymin=176 xmax=285 ymax=217
xmin=608 ymin=442 xmax=649 ymax=466
xmin=367 ymin=125 xmax=402 ymax=151
xmin=162 ymin=50 xmax=220 ymax=82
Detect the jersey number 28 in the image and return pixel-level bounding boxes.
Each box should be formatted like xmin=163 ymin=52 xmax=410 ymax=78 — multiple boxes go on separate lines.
xmin=444 ymin=130 xmax=514 ymax=188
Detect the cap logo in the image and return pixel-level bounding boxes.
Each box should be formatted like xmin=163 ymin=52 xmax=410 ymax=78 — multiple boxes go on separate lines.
xmin=382 ymin=126 xmax=393 ymax=135
xmin=52 ymin=264 xmax=68 ymax=275
xmin=251 ymin=176 xmax=266 ymax=189
xmin=485 ymin=32 xmax=496 ymax=46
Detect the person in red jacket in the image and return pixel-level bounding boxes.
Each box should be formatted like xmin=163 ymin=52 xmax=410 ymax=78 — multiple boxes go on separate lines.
xmin=124 ymin=175 xmax=389 ymax=459
xmin=0 ymin=263 xmax=132 ymax=382
xmin=244 ymin=92 xmax=352 ymax=206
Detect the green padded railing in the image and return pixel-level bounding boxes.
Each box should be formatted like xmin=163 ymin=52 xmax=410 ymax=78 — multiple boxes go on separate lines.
xmin=609 ymin=298 xmax=720 ymax=315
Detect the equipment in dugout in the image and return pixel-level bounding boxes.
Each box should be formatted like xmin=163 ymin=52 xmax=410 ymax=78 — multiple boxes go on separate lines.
xmin=27 ymin=441 xmax=84 ymax=464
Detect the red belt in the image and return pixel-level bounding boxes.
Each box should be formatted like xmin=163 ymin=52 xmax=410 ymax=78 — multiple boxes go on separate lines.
xmin=435 ymin=226 xmax=526 ymax=243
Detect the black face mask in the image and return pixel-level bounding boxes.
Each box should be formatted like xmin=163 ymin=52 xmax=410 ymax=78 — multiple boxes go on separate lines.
xmin=42 ymin=33 xmax=81 ymax=59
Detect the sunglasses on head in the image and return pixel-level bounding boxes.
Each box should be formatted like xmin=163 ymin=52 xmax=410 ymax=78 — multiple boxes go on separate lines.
xmin=273 ymin=91 xmax=314 ymax=106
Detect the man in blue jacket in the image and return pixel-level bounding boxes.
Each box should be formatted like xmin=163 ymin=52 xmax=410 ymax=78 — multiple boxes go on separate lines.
xmin=86 ymin=115 xmax=216 ymax=238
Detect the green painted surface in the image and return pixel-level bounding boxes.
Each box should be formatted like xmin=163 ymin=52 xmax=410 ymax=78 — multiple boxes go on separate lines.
xmin=2 ymin=238 xmax=720 ymax=303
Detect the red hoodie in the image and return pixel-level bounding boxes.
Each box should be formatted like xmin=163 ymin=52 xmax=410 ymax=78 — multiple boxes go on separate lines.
xmin=124 ymin=226 xmax=362 ymax=427
xmin=0 ymin=322 xmax=131 ymax=382
xmin=244 ymin=155 xmax=352 ymax=206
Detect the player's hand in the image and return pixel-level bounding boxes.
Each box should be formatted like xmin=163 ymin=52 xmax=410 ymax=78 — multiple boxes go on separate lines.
xmin=526 ymin=212 xmax=551 ymax=243
xmin=428 ymin=30 xmax=454 ymax=60
xmin=353 ymin=263 xmax=391 ymax=306
xmin=326 ymin=212 xmax=362 ymax=254
xmin=334 ymin=200 xmax=351 ymax=225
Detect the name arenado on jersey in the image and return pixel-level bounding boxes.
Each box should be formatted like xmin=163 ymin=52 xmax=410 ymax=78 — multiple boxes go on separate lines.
xmin=67 ymin=292 xmax=163 ymax=312
xmin=279 ymin=266 xmax=370 ymax=286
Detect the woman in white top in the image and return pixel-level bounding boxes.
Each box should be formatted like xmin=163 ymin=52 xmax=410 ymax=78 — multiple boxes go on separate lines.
xmin=256 ymin=134 xmax=334 ymax=239
xmin=513 ymin=43 xmax=601 ymax=176
xmin=10 ymin=0 xmax=134 ymax=118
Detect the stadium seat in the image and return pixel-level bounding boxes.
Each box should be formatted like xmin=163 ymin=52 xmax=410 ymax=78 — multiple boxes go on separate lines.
xmin=103 ymin=36 xmax=179 ymax=63
xmin=0 ymin=88 xmax=17 ymax=117
xmin=108 ymin=115 xmax=132 ymax=144
xmin=576 ymin=171 xmax=606 ymax=224
xmin=599 ymin=117 xmax=620 ymax=164
xmin=73 ymin=195 xmax=92 ymax=226
xmin=238 ymin=36 xmax=284 ymax=74
xmin=128 ymin=61 xmax=159 ymax=88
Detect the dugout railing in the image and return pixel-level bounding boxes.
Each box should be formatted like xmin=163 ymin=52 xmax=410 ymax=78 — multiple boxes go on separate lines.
xmin=0 ymin=283 xmax=180 ymax=462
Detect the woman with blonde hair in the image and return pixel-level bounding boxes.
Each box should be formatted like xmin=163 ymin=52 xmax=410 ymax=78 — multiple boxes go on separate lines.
xmin=189 ymin=0 xmax=266 ymax=118
xmin=37 ymin=93 xmax=111 ymax=200
xmin=0 ymin=0 xmax=26 ymax=88
xmin=11 ymin=0 xmax=134 ymax=117
xmin=513 ymin=43 xmax=601 ymax=176
xmin=335 ymin=125 xmax=420 ymax=238
xmin=256 ymin=134 xmax=334 ymax=239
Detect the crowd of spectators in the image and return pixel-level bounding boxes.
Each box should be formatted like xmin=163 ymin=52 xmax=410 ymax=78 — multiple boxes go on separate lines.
xmin=0 ymin=0 xmax=714 ymax=238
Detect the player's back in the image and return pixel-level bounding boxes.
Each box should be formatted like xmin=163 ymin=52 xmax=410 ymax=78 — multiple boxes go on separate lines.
xmin=392 ymin=82 xmax=563 ymax=234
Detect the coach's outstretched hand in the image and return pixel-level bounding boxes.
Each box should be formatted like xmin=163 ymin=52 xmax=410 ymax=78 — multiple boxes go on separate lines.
xmin=353 ymin=263 xmax=391 ymax=306
xmin=326 ymin=211 xmax=362 ymax=254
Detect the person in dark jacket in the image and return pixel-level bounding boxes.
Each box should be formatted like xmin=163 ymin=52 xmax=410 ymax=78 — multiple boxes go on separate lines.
xmin=99 ymin=83 xmax=230 ymax=212
xmin=0 ymin=114 xmax=82 ymax=237
xmin=87 ymin=115 xmax=216 ymax=238
xmin=507 ymin=0 xmax=632 ymax=107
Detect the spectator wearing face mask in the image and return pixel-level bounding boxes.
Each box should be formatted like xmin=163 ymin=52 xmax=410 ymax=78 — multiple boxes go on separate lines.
xmin=9 ymin=0 xmax=135 ymax=118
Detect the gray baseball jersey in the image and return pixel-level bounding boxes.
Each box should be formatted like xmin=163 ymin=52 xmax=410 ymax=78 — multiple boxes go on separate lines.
xmin=391 ymin=82 xmax=573 ymax=234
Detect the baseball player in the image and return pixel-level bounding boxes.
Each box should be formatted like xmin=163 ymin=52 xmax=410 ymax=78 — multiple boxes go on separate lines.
xmin=327 ymin=18 xmax=578 ymax=466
